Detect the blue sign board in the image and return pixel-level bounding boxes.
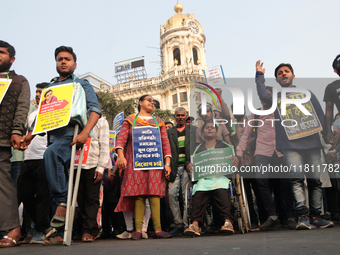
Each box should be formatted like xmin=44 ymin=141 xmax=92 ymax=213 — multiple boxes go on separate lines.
xmin=113 ymin=112 xmax=124 ymax=134
xmin=115 ymin=64 xmax=131 ymax=73
xmin=132 ymin=126 xmax=164 ymax=170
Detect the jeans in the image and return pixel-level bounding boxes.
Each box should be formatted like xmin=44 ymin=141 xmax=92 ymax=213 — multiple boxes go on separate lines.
xmin=44 ymin=134 xmax=74 ymax=206
xmin=283 ymin=148 xmax=322 ymax=216
xmin=168 ymin=166 xmax=189 ymax=228
xmin=44 ymin=134 xmax=74 ymax=237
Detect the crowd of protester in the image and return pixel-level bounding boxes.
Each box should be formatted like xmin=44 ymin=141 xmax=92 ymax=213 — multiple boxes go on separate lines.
xmin=1 ymin=39 xmax=340 ymax=248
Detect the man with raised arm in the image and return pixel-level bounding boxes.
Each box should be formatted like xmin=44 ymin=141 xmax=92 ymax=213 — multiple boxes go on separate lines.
xmin=255 ymin=60 xmax=333 ymax=230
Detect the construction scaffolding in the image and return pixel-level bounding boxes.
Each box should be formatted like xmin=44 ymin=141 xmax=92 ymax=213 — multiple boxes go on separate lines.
xmin=114 ymin=56 xmax=147 ymax=85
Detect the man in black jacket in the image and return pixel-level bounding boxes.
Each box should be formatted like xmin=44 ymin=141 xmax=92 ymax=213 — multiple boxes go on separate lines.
xmin=167 ymin=107 xmax=196 ymax=236
xmin=0 ymin=40 xmax=30 ymax=247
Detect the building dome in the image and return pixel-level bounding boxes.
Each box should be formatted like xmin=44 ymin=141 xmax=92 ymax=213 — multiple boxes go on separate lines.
xmin=164 ymin=1 xmax=189 ymax=30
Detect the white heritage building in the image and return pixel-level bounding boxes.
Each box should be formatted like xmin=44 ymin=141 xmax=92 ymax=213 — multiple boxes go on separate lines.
xmin=81 ymin=2 xmax=208 ymax=115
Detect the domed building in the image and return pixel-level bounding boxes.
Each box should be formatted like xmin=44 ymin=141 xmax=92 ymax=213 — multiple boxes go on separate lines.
xmin=86 ymin=1 xmax=207 ymax=115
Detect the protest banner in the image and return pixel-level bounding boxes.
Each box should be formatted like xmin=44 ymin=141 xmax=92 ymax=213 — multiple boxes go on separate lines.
xmin=113 ymin=112 xmax=124 ymax=133
xmin=277 ymin=93 xmax=322 ymax=140
xmin=109 ymin=131 xmax=116 ymax=152
xmin=132 ymin=126 xmax=163 ymax=170
xmin=203 ymin=65 xmax=226 ymax=85
xmin=191 ymin=147 xmax=235 ymax=181
xmin=33 ymin=83 xmax=74 ymax=134
xmin=0 ymin=78 xmax=12 ymax=104
xmin=74 ymin=137 xmax=91 ymax=166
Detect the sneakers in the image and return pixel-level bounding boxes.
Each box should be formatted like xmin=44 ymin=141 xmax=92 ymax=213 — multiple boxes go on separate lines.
xmin=116 ymin=231 xmax=132 ymax=239
xmin=260 ymin=217 xmax=280 ymax=231
xmin=29 ymin=231 xmax=47 ymax=244
xmin=296 ymin=215 xmax=311 ymax=230
xmin=310 ymin=216 xmax=334 ymax=229
xmin=169 ymin=227 xmax=182 ymax=236
xmin=287 ymin=218 xmax=297 ymax=229
xmin=331 ymin=213 xmax=340 ymax=223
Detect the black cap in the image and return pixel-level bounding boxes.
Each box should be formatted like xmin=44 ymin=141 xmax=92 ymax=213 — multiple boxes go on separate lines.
xmin=333 ymin=54 xmax=340 ymax=69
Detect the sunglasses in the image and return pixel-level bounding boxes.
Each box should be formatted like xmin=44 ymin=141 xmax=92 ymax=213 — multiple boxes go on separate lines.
xmin=144 ymin=98 xmax=155 ymax=104
xmin=175 ymin=114 xmax=186 ymax=117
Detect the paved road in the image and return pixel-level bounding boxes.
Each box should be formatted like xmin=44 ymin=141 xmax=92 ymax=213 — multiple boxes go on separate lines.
xmin=1 ymin=224 xmax=339 ymax=255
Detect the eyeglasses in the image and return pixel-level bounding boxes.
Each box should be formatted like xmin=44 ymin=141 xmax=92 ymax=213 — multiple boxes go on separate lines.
xmin=144 ymin=98 xmax=155 ymax=104
xmin=175 ymin=114 xmax=186 ymax=117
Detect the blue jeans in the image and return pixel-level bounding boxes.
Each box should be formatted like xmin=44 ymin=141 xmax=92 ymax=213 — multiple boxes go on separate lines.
xmin=283 ymin=148 xmax=322 ymax=216
xmin=168 ymin=166 xmax=189 ymax=228
xmin=44 ymin=134 xmax=75 ymax=237
xmin=44 ymin=134 xmax=74 ymax=205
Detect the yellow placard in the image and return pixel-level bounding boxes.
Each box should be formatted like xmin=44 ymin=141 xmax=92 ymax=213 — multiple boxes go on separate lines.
xmin=0 ymin=78 xmax=12 ymax=105
xmin=33 ymin=83 xmax=74 ymax=134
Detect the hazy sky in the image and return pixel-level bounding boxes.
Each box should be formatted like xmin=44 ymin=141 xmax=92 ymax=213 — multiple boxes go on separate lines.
xmin=3 ymin=0 xmax=340 ymax=107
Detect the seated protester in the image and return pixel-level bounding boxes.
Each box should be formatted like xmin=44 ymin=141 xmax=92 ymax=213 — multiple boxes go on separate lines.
xmin=184 ymin=120 xmax=239 ymax=237
xmin=196 ymin=103 xmax=231 ymax=145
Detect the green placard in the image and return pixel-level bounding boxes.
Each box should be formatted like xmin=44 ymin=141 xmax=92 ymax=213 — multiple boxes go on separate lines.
xmin=191 ymin=146 xmax=236 ymax=181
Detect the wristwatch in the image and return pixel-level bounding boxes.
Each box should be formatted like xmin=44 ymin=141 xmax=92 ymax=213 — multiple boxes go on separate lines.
xmin=165 ymin=163 xmax=171 ymax=166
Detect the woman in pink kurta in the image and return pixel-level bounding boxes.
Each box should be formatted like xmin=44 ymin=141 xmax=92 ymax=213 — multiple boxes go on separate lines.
xmin=115 ymin=95 xmax=172 ymax=239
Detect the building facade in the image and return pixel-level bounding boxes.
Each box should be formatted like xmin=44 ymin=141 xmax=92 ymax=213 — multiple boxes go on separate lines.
xmin=82 ymin=2 xmax=207 ymax=115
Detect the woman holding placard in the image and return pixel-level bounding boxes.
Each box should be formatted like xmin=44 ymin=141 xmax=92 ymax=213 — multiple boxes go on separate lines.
xmin=115 ymin=95 xmax=172 ymax=239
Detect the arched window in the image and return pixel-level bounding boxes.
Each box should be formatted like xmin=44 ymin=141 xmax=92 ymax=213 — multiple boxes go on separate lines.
xmin=173 ymin=48 xmax=181 ymax=66
xmin=193 ymin=48 xmax=198 ymax=65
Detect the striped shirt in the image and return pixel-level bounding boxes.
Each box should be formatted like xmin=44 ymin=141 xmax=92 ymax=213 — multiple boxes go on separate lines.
xmin=177 ymin=127 xmax=186 ymax=165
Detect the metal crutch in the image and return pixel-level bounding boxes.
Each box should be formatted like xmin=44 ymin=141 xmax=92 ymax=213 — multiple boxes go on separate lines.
xmin=64 ymin=124 xmax=85 ymax=245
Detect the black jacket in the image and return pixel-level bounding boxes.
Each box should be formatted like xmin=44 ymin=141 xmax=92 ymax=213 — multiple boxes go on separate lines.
xmin=0 ymin=71 xmax=30 ymax=146
xmin=167 ymin=124 xmax=197 ymax=182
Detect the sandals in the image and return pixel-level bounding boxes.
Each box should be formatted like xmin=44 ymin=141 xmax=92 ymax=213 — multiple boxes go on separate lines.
xmin=0 ymin=235 xmax=22 ymax=248
xmin=42 ymin=237 xmax=64 ymax=246
xmin=131 ymin=231 xmax=142 ymax=240
xmin=184 ymin=224 xmax=201 ymax=237
xmin=82 ymin=233 xmax=94 ymax=242
xmin=50 ymin=203 xmax=67 ymax=228
xmin=220 ymin=220 xmax=234 ymax=234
